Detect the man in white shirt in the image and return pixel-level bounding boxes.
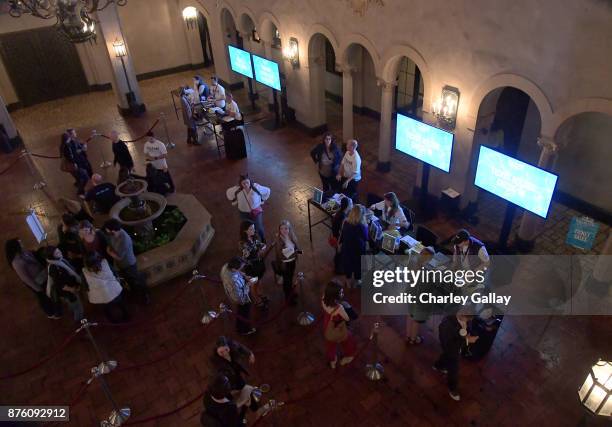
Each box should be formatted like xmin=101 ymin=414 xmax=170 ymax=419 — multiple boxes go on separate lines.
xmin=224 ymin=92 xmax=242 ymax=121
xmin=208 ymin=76 xmax=226 ymax=108
xmin=144 ymin=131 xmax=175 ymax=193
xmin=336 ymin=139 xmax=362 ymax=202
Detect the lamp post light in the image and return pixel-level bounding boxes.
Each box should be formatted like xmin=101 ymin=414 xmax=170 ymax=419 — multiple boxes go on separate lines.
xmin=112 ymin=38 xmax=136 ymax=112
xmin=182 ymin=6 xmax=198 ymax=29
xmin=579 ymin=359 xmax=612 ymax=417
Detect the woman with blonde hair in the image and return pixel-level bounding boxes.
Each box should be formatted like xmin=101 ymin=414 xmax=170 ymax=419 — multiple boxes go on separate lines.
xmin=274 ymin=220 xmax=301 ymax=305
xmin=339 ymin=205 xmax=368 ymax=287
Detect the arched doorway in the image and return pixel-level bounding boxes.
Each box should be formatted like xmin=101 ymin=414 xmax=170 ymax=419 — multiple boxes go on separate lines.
xmin=197 ymin=11 xmax=214 ymax=67
xmin=308 ymin=32 xmax=340 ymax=134
xmin=343 ymin=43 xmax=380 ymax=146
xmin=468 ymin=86 xmax=542 ymax=246
xmin=394 ymin=57 xmax=423 ymax=119
xmin=220 ymin=8 xmax=239 ymax=83
xmin=555 ymin=112 xmax=612 ymax=221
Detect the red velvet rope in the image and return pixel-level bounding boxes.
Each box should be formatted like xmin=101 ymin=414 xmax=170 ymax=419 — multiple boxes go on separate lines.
xmin=97 ymin=279 xmax=194 ymax=328
xmin=115 ymin=321 xmax=215 ymax=373
xmin=124 ymin=391 xmax=204 ymax=425
xmin=84 ymin=119 xmax=160 ymax=143
xmin=0 ymin=154 xmax=25 ymax=175
xmin=0 ymin=330 xmax=80 ymax=380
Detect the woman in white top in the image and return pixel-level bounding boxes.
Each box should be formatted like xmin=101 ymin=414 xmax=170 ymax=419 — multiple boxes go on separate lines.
xmin=226 ymin=174 xmax=271 ymax=242
xmin=336 ymin=139 xmax=361 ymax=202
xmin=208 ymin=76 xmax=226 ymax=108
xmin=83 ymin=253 xmax=129 ymax=323
xmin=370 ymin=192 xmax=409 ymax=229
xmin=274 ymin=220 xmax=300 ymax=305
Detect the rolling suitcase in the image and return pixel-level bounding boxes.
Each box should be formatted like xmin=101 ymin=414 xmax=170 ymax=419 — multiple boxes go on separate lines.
xmin=224 ymin=128 xmax=247 ymax=159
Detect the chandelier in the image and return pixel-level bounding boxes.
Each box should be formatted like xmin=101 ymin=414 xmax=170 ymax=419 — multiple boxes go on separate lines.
xmin=7 ymin=1 xmax=128 ymax=43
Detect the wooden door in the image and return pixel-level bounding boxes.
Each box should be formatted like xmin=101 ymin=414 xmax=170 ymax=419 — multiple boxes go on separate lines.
xmin=0 ymin=26 xmax=89 ymax=107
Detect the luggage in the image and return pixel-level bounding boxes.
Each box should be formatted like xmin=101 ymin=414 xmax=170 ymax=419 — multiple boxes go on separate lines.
xmin=224 ymin=128 xmax=247 ymax=159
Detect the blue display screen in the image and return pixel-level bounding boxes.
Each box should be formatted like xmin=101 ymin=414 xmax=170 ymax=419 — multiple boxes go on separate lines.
xmin=395 ymin=114 xmax=454 ymax=172
xmin=252 ymin=54 xmax=281 ymax=91
xmin=228 ymin=45 xmax=253 ymax=78
xmin=474 ymin=146 xmax=558 ymax=218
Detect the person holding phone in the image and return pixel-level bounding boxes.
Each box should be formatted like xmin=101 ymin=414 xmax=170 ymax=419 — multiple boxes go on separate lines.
xmin=274 ymin=220 xmax=301 ymax=305
xmin=220 ymin=257 xmax=256 ymax=335
xmin=239 ymin=220 xmax=271 ymax=309
xmin=226 ymin=174 xmax=271 ymax=242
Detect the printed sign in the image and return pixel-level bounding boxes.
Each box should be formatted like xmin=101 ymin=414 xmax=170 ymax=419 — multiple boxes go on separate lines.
xmin=566 ymin=217 xmax=599 ymax=250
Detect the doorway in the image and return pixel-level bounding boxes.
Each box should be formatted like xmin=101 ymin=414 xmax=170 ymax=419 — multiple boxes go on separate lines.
xmin=0 ymin=26 xmax=89 ymax=107
xmin=197 ymin=11 xmax=214 ymax=67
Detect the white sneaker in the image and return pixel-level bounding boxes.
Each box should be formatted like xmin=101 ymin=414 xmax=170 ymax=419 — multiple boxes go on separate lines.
xmin=340 ymin=356 xmax=354 ymax=366
xmin=330 ymin=359 xmax=337 ymax=369
xmin=449 ymin=391 xmax=461 ymax=401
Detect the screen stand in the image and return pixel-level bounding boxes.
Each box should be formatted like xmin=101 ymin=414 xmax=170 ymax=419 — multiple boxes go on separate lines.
xmin=246 ymin=78 xmax=259 ymax=113
xmin=411 ymin=164 xmax=437 ymax=221
xmin=261 ymin=89 xmax=284 ymax=131
xmin=497 ymin=203 xmax=516 ymax=251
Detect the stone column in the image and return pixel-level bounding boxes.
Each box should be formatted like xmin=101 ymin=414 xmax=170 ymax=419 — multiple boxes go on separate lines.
xmin=0 ymin=94 xmax=21 ymax=146
xmin=96 ymin=3 xmax=145 ymax=116
xmin=376 ymin=79 xmax=397 ymax=172
xmin=516 ymin=136 xmax=559 ymax=250
xmin=261 ymin=39 xmax=275 ymax=109
xmin=339 ymin=64 xmax=354 ymax=142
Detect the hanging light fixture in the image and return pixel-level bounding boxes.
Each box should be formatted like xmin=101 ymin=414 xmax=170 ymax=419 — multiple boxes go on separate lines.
xmin=7 ymin=0 xmax=128 ymax=44
xmin=579 ymin=359 xmax=612 ymax=417
xmin=182 ymin=6 xmax=198 ymax=29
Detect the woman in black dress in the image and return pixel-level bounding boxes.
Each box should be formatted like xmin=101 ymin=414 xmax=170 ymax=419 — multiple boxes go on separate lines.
xmin=239 ymin=220 xmax=269 ymax=309
xmin=339 ymin=205 xmax=368 ymax=288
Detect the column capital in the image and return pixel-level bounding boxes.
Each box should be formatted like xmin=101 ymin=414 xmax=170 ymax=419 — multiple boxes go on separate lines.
xmin=377 ymin=78 xmax=397 ymax=91
xmin=336 ymin=63 xmax=357 ymax=74
xmin=537 ymin=136 xmax=559 ymax=153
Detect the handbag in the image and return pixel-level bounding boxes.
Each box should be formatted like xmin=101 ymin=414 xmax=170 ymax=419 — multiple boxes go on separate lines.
xmin=60 ymin=156 xmax=76 ymax=173
xmin=324 ymin=306 xmax=349 ymax=343
xmin=328 ymin=234 xmax=338 ymax=248
xmin=242 ymin=191 xmax=263 ymax=219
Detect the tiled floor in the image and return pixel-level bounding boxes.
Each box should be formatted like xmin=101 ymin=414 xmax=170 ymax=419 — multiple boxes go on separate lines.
xmin=0 ymin=67 xmax=610 ymax=426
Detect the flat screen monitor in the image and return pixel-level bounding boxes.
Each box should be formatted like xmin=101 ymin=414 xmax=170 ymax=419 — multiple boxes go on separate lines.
xmin=252 ymin=54 xmax=281 ymax=91
xmin=395 ymin=113 xmax=454 ymax=173
xmin=26 ymin=211 xmax=46 ymax=243
xmin=228 ymin=45 xmax=253 ymax=79
xmin=474 ymin=146 xmax=558 ymax=218
xmin=312 ymin=187 xmax=323 ymax=204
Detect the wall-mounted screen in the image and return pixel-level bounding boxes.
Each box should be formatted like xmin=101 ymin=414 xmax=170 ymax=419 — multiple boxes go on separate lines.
xmin=228 ymin=45 xmax=253 ymax=78
xmin=395 ymin=113 xmax=454 ymax=173
xmin=252 ymin=54 xmax=281 ymax=91
xmin=474 ymin=146 xmax=558 ymax=218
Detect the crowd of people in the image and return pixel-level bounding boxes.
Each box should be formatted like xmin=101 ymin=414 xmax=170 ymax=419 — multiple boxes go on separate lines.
xmin=5 ymin=110 xmax=497 ymax=425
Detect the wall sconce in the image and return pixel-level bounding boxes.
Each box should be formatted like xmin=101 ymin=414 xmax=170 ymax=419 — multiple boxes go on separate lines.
xmin=112 ymin=38 xmax=127 ymax=58
xmin=283 ymin=37 xmax=300 ymax=68
xmin=182 ymin=6 xmax=198 ymax=29
xmin=251 ymin=28 xmax=261 ymax=43
xmin=432 ymin=85 xmax=460 ymax=130
xmin=272 ymin=28 xmax=282 ymax=48
xmin=579 ymin=359 xmax=612 ymax=416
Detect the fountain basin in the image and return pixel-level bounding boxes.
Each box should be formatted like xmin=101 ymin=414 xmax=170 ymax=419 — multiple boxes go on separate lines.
xmin=109 ymin=192 xmax=167 ymax=227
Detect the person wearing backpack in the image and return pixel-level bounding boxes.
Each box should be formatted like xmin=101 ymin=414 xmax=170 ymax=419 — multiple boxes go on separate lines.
xmin=226 ymin=174 xmax=270 ymax=242
xmin=322 ymin=281 xmax=356 ymax=369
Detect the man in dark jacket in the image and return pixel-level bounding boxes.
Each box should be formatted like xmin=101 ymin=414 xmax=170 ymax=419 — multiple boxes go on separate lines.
xmin=433 ymin=309 xmax=479 ymax=401
xmin=201 ymin=373 xmax=245 ymax=427
xmin=60 ymin=129 xmax=91 ymax=195
xmin=111 ymin=130 xmax=134 ymax=184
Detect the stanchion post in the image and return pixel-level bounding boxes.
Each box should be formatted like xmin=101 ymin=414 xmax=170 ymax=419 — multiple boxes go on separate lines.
xmin=219 ymin=303 xmax=232 ymax=336
xmin=296 ymin=272 xmax=315 ymax=326
xmin=365 ymin=322 xmax=384 ymax=381
xmin=21 ymin=150 xmax=47 ymax=190
xmin=92 ymin=130 xmax=112 ymax=169
xmin=160 ymin=112 xmax=175 ymax=149
xmin=189 ymin=269 xmax=218 ymax=324
xmin=77 ymin=319 xmax=130 ymax=426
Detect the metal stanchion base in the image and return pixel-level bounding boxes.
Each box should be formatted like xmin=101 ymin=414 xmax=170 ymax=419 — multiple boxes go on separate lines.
xmin=33 ymin=181 xmax=47 ymax=190
xmin=166 ymin=142 xmax=176 ymax=149
xmin=297 ymin=311 xmax=315 ymax=326
xmin=201 ymin=310 xmax=218 ymax=325
xmin=365 ymin=363 xmax=384 ymax=381
xmin=100 ymin=161 xmax=113 ymax=169
xmin=101 ymin=408 xmax=131 ymax=427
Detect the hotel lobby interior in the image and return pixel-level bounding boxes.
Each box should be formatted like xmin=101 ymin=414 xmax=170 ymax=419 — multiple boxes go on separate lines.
xmin=0 ymin=0 xmax=611 ymax=426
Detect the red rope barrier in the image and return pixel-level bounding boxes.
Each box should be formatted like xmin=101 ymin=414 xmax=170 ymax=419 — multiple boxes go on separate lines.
xmin=124 ymin=392 xmax=204 ymax=425
xmin=0 ymin=330 xmax=80 ymax=380
xmin=84 ymin=119 xmax=161 ymax=144
xmin=252 ymin=316 xmax=322 ymax=354
xmin=28 ymin=152 xmax=61 ymax=159
xmin=97 ymin=279 xmax=193 ymax=328
xmin=115 ymin=321 xmax=215 ymax=373
xmin=0 ymin=155 xmax=24 ymax=176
